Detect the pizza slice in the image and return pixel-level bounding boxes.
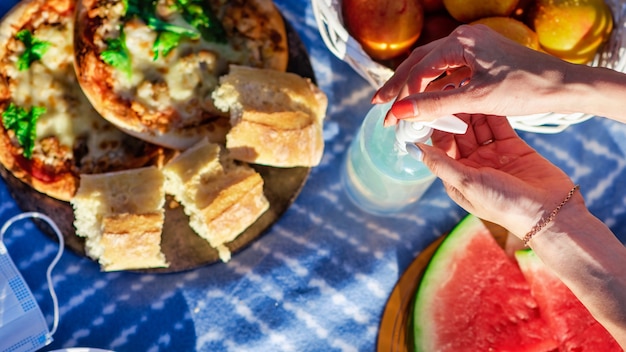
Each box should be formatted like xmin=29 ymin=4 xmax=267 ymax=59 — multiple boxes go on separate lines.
xmin=73 ymin=0 xmax=289 ymax=150
xmin=0 ymin=0 xmax=166 ymax=201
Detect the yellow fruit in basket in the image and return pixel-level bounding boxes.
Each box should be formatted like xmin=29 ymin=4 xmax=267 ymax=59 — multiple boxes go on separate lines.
xmin=443 ymin=0 xmax=520 ymax=23
xmin=528 ymin=0 xmax=613 ymax=64
xmin=471 ymin=17 xmax=541 ymax=50
xmin=342 ymin=0 xmax=424 ymax=60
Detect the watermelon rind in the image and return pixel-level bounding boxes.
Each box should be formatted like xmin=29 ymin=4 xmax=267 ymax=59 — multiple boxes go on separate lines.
xmin=412 ymin=215 xmax=485 ymax=351
xmin=514 ymin=249 xmax=540 ymax=273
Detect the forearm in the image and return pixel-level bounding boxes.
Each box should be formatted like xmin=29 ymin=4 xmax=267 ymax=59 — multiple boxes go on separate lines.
xmin=559 ymin=63 xmax=626 ymax=123
xmin=528 ymin=197 xmax=626 ymax=346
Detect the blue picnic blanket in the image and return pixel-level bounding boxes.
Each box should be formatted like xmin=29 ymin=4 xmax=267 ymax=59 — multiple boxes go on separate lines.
xmin=1 ymin=0 xmax=626 ymax=351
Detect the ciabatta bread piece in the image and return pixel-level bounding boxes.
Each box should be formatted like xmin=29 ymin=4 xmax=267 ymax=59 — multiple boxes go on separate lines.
xmin=71 ymin=166 xmax=168 ymax=271
xmin=163 ymin=138 xmax=269 ymax=262
xmin=212 ymin=65 xmax=328 ymax=167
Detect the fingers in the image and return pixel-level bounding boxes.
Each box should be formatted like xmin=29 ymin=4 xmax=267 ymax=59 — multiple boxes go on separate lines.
xmin=470 ymin=115 xmax=495 ymax=146
xmin=384 ymin=67 xmax=472 ymax=127
xmin=418 ymin=142 xmax=485 ymax=214
xmin=485 ymin=114 xmax=519 ymax=140
xmin=433 ymin=114 xmax=512 ymax=159
xmin=372 ymin=39 xmax=447 ymax=104
xmin=373 ymin=26 xmax=475 ymax=104
xmin=418 ymin=143 xmax=470 ymax=190
xmin=432 ymin=114 xmax=493 ymax=159
xmin=430 ymin=124 xmax=461 ymax=159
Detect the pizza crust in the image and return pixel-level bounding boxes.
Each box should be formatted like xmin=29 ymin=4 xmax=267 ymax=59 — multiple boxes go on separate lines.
xmin=0 ymin=132 xmax=77 ymax=201
xmin=74 ymin=0 xmax=289 ymax=150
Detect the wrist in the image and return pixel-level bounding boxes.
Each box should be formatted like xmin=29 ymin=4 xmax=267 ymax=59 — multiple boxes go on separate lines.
xmin=523 ymin=185 xmax=581 ymax=246
xmin=525 ymin=190 xmax=589 ymax=248
xmin=562 ymin=63 xmax=626 ymax=120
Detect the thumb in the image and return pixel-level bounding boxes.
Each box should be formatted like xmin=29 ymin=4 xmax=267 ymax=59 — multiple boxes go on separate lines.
xmin=418 ymin=143 xmax=470 ymax=189
xmin=390 ymin=90 xmax=477 ymax=123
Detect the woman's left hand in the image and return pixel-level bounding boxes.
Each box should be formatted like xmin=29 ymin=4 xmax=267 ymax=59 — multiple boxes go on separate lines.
xmin=418 ymin=113 xmax=581 ymax=239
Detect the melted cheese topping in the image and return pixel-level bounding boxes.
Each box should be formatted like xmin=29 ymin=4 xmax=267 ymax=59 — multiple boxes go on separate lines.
xmin=3 ymin=9 xmax=149 ymax=171
xmin=108 ymin=0 xmax=248 ymax=123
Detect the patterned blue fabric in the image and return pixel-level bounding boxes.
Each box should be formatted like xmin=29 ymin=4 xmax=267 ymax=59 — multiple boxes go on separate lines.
xmin=1 ymin=1 xmax=625 ymax=351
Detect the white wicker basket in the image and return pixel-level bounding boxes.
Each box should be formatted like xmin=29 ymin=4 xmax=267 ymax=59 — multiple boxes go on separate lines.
xmin=313 ymin=0 xmax=626 ymax=133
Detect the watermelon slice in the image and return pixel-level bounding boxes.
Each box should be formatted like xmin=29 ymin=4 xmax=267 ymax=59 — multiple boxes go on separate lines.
xmin=515 ymin=249 xmax=622 ymax=351
xmin=412 ymin=215 xmax=558 ymax=352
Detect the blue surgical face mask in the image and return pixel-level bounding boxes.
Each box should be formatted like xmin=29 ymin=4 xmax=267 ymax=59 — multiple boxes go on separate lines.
xmin=0 ymin=212 xmax=64 ymax=352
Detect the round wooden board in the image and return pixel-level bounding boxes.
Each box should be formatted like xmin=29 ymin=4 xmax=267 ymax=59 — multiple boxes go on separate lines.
xmin=0 ymin=16 xmax=315 ymax=273
xmin=376 ymin=221 xmax=510 ymax=351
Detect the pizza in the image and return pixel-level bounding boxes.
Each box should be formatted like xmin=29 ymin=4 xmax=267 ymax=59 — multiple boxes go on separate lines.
xmin=0 ymin=0 xmax=166 ymax=202
xmin=73 ymin=0 xmax=289 ymax=150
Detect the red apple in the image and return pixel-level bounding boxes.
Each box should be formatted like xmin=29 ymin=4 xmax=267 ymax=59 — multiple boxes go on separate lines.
xmin=342 ymin=0 xmax=424 ymax=60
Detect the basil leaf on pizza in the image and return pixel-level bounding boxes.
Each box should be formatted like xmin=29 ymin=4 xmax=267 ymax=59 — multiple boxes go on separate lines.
xmin=1 ymin=103 xmax=45 ymax=159
xmin=152 ymin=31 xmax=184 ymax=60
xmin=15 ymin=29 xmax=50 ymax=71
xmin=124 ymin=0 xmax=200 ymax=60
xmin=101 ymin=32 xmax=132 ymax=78
xmin=175 ymin=0 xmax=227 ymax=43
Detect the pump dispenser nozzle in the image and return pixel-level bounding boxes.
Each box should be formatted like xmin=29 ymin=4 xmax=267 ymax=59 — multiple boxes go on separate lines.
xmin=394 ymin=115 xmax=468 ymax=154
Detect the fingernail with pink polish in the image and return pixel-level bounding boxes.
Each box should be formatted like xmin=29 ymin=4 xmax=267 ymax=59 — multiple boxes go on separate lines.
xmin=391 ymin=99 xmax=418 ymax=119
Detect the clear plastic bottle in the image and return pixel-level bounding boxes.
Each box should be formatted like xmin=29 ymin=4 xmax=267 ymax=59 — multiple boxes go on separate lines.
xmin=342 ymin=101 xmax=466 ymax=215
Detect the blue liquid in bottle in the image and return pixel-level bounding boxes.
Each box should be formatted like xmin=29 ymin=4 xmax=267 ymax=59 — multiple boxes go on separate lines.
xmin=342 ymin=102 xmax=436 ymax=215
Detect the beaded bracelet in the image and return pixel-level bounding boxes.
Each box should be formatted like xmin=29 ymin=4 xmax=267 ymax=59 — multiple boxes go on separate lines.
xmin=523 ymin=184 xmax=580 ymax=246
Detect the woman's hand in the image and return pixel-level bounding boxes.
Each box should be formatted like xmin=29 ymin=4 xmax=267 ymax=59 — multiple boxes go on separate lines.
xmin=417 ymin=113 xmax=583 ymax=239
xmin=374 ymin=25 xmax=580 ymax=126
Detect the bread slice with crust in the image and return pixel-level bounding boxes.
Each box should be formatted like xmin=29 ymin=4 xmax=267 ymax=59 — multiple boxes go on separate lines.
xmin=212 ymin=65 xmax=328 ymax=167
xmin=163 ymin=138 xmax=269 ymax=262
xmin=71 ymin=166 xmax=168 ymax=271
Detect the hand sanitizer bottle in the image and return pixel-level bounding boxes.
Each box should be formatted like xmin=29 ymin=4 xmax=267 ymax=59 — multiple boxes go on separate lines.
xmin=342 ymin=101 xmax=467 ymax=215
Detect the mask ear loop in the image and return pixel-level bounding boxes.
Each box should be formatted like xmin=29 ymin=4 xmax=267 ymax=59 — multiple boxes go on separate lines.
xmin=0 ymin=212 xmax=64 ymax=338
